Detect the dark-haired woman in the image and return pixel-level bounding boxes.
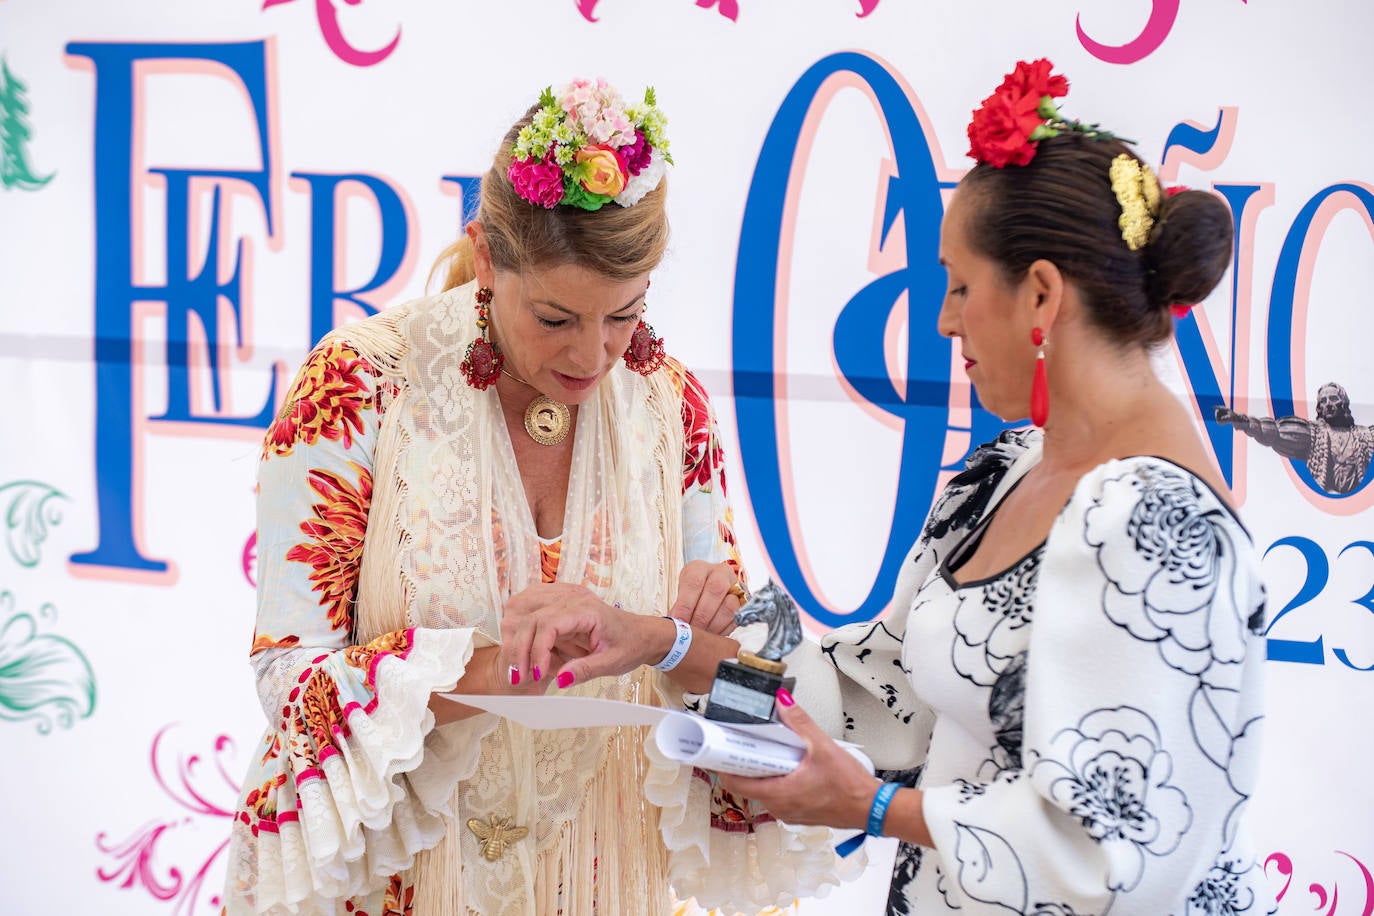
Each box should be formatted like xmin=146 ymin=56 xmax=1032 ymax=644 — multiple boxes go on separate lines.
xmin=722 ymin=61 xmax=1278 ymax=915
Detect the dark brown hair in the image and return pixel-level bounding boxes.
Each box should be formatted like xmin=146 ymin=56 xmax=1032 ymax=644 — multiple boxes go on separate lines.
xmin=960 ymin=132 xmax=1233 ymax=346
xmin=431 ymin=104 xmax=670 ymax=290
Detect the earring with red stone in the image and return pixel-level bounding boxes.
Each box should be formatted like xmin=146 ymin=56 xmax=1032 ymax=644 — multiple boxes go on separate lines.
xmin=460 ymin=286 xmax=504 ymax=390
xmin=1029 ymin=326 xmax=1049 ymax=427
xmin=622 ymin=312 xmax=666 ymax=376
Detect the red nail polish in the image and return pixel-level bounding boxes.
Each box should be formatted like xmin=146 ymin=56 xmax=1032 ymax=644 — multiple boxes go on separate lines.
xmin=776 ymin=687 xmax=794 ymax=707
xmin=557 ymin=671 xmax=575 ymax=689
xmin=533 ymin=666 xmax=542 ymax=682
xmin=509 ymin=666 xmax=520 ymax=687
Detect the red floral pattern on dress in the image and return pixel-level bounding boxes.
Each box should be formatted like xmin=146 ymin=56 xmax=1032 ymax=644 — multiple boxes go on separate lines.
xmin=704 ymin=777 xmax=777 ymax=834
xmin=300 ymin=670 xmax=349 ymax=755
xmin=250 ymin=632 xmax=300 ymax=656
xmin=241 ymin=772 xmax=289 ymax=832
xmin=286 ymin=463 xmax=372 ymax=631
xmin=263 ymin=341 xmax=381 ymax=458
xmin=664 ymin=359 xmax=728 ymax=496
xmin=381 ymin=875 xmax=415 ymax=915
xmin=719 ymin=511 xmax=745 ymax=583
xmin=260 ymin=732 xmax=283 ymax=765
xmin=343 ymin=629 xmax=414 ymax=692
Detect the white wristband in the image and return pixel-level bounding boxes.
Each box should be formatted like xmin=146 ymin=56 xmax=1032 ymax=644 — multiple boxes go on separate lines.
xmin=652 ymin=617 xmax=693 ymax=672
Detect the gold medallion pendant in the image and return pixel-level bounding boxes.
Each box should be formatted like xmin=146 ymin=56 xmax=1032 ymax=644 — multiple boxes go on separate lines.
xmin=524 ymin=394 xmax=571 ymax=446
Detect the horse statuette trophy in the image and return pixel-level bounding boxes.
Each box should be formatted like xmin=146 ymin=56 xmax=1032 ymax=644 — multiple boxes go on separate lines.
xmin=703 ymin=580 xmax=803 ymax=725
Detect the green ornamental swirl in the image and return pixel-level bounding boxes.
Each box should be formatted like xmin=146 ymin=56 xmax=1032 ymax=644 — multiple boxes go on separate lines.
xmin=0 ymin=593 xmax=96 ymax=733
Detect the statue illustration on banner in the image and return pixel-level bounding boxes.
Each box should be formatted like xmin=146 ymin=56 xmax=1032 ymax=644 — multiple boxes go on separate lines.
xmin=0 ymin=56 xmax=54 ymax=190
xmin=1214 ymin=382 xmax=1374 ymax=495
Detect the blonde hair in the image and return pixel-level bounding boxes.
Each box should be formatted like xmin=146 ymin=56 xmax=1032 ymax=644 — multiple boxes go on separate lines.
xmin=431 ymin=105 xmax=670 ymax=291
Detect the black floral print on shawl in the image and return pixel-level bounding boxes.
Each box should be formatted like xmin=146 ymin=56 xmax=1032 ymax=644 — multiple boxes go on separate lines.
xmin=922 ymin=429 xmax=1040 ymax=544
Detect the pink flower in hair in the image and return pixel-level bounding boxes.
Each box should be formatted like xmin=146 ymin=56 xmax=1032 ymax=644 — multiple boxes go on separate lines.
xmin=559 ymin=78 xmax=600 ymax=115
xmin=508 ymin=155 xmax=566 ymax=208
xmin=620 ymin=130 xmax=653 ymax=176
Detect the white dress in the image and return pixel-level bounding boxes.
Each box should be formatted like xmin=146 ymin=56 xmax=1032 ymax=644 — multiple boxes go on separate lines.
xmin=817 ymin=429 xmax=1278 ymax=915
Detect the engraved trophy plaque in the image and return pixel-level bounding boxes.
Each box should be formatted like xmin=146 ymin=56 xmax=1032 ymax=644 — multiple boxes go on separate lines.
xmin=703 ymin=580 xmax=803 ymax=725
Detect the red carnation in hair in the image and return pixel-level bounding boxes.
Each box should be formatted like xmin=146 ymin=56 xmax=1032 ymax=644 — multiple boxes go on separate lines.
xmin=996 ymin=58 xmax=1069 ymax=101
xmin=967 ymin=58 xmax=1070 ymax=168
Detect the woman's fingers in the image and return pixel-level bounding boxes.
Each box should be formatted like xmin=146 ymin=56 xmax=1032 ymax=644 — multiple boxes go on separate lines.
xmin=718 ymin=693 xmax=877 ymax=830
xmin=670 ymin=560 xmax=745 ymax=634
xmin=502 ymin=583 xmax=651 ymax=689
xmin=553 ymin=613 xmax=669 ymax=688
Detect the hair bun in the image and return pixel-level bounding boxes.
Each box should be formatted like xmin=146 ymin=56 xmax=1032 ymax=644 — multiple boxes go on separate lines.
xmin=1142 ymin=189 xmax=1233 ymax=311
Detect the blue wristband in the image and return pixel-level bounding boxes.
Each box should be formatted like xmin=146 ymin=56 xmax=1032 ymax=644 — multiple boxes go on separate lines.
xmin=652 ymin=617 xmax=692 ymax=671
xmin=866 ymin=782 xmax=901 ymax=837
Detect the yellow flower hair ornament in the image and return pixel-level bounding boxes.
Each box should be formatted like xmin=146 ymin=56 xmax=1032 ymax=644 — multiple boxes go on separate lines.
xmin=1109 ymin=153 xmax=1162 ymax=251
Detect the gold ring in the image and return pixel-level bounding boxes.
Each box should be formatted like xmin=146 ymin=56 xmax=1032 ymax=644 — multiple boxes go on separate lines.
xmin=727 ymin=582 xmax=749 ymax=602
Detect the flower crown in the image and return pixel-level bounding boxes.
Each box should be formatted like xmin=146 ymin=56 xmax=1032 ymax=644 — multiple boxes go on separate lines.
xmin=507 ymin=79 xmax=672 ymax=211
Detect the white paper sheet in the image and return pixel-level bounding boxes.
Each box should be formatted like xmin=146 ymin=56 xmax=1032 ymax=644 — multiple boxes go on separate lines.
xmin=438 ymin=693 xmax=873 ymax=778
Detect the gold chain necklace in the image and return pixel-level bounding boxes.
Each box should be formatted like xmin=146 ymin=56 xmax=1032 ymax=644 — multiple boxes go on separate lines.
xmin=501 ymin=367 xmax=572 ymax=447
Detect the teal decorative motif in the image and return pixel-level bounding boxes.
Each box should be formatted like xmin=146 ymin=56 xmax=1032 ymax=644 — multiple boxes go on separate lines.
xmin=0 ymin=480 xmax=66 ymax=567
xmin=0 ymin=56 xmax=55 ymax=191
xmin=0 ymin=593 xmax=96 ymax=733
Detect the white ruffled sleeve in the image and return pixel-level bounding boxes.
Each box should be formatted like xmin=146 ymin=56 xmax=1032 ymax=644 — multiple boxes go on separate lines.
xmin=229 ymin=630 xmax=486 ymax=912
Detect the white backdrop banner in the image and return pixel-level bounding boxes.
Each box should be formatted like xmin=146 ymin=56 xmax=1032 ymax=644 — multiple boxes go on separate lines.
xmin=1 ymin=1 xmax=1371 ymax=913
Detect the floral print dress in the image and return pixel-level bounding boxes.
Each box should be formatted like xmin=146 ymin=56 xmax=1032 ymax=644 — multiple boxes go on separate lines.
xmin=226 ymin=331 xmax=744 ymax=916
xmin=823 ymin=430 xmax=1277 ymax=915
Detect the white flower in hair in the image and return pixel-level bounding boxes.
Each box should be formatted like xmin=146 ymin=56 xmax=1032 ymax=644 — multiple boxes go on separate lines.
xmin=615 ymin=148 xmax=668 ymax=207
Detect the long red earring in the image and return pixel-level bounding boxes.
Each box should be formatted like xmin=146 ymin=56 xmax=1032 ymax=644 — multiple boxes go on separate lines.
xmin=1030 ymin=326 xmax=1049 ymax=427
xmin=460 ymin=286 xmax=504 ymax=389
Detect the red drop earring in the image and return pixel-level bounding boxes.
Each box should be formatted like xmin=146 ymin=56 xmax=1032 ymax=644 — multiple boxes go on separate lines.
xmin=622 ymin=292 xmax=666 ymax=376
xmin=1030 ymin=326 xmax=1049 ymax=427
xmin=460 ymin=286 xmax=504 ymax=389
xmin=623 ymin=320 xmax=666 ymax=375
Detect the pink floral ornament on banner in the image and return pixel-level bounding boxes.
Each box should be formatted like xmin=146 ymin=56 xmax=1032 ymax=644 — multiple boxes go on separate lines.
xmin=95 ymin=726 xmax=239 ymax=914
xmin=261 ymin=0 xmax=400 ymax=67
xmin=695 ymin=0 xmax=740 ymax=20
xmin=1077 ymin=0 xmax=1249 ymax=65
xmin=576 ymin=0 xmax=880 ymax=23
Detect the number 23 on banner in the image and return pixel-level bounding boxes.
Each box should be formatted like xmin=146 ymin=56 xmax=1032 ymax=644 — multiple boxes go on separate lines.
xmin=1263 ymin=537 xmax=1374 ymax=670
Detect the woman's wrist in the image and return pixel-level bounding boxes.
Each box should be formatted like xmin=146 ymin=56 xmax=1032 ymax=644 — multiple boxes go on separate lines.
xmin=641 ymin=614 xmax=682 ymax=669
xmin=865 ymin=781 xmax=902 ymax=836
xmin=651 ymin=617 xmax=693 ymax=671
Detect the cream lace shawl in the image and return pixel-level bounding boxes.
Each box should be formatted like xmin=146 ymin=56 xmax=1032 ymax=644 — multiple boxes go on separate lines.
xmin=345 ymin=281 xmax=684 ymax=915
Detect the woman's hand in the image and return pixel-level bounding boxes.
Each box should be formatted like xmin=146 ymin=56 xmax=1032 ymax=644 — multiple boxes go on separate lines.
xmin=500 ymin=583 xmax=672 ymax=689
xmin=427 ymin=642 xmax=568 ymax=725
xmin=718 ymin=692 xmax=879 ymax=831
xmin=670 ymin=560 xmax=747 ymax=635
